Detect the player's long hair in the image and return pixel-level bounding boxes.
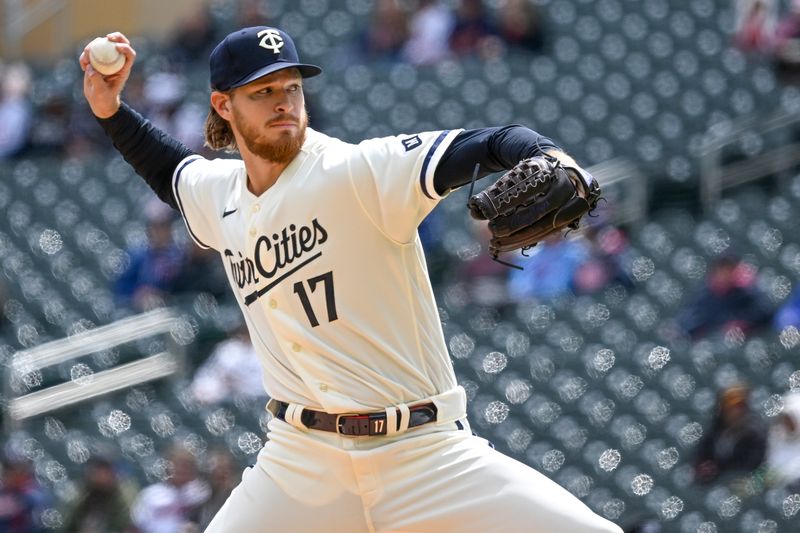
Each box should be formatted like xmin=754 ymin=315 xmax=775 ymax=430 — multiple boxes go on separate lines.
xmin=204 ymin=104 xmax=238 ymax=153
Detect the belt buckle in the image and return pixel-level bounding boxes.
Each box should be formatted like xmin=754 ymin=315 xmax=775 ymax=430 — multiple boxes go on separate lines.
xmin=336 ymin=413 xmax=388 ymax=436
xmin=335 ymin=414 xmax=361 ymax=436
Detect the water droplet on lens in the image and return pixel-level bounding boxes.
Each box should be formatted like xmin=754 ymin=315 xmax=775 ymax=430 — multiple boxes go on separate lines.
xmin=648 ymin=345 xmax=671 ymax=370
xmin=657 ymin=447 xmax=679 ymax=470
xmin=39 ymin=229 xmax=63 ymax=255
xmin=661 ymin=496 xmax=684 ymax=520
xmin=107 ymin=410 xmax=131 ymax=435
xmin=784 ymin=494 xmax=800 ymax=518
xmin=484 ymin=400 xmax=510 ymax=424
xmin=631 ymin=474 xmax=653 ymax=495
xmin=238 ymin=432 xmax=263 ymax=454
xmin=482 ymin=351 xmax=508 ymax=374
xmin=599 ymin=449 xmax=621 ymax=471
xmin=70 ymin=363 xmax=94 ymax=385
xmin=542 ymin=449 xmax=565 ymax=472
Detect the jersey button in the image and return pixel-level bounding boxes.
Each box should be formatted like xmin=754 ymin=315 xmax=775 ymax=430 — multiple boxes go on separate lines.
xmin=249 ymin=227 xmax=257 ymax=237
xmin=291 ymin=343 xmax=301 ymax=352
xmin=269 ymin=299 xmax=277 ymax=309
xmin=252 ymin=204 xmax=261 ymax=212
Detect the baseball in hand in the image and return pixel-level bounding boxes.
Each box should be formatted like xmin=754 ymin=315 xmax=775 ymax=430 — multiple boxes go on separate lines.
xmin=88 ymin=37 xmax=125 ymax=75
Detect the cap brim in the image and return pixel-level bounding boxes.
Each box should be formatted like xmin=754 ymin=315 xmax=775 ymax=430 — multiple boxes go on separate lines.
xmin=229 ymin=61 xmax=322 ymax=89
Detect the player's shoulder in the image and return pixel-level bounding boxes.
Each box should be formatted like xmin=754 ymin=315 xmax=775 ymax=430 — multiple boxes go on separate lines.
xmin=302 ymin=128 xmax=349 ymax=155
xmin=356 ymin=129 xmax=458 ymax=155
xmin=175 ymin=154 xmax=246 ymax=185
xmin=302 ymin=128 xmax=358 ymax=173
xmin=177 ymin=154 xmax=245 ymax=174
xmin=303 ymin=128 xmax=443 ymax=155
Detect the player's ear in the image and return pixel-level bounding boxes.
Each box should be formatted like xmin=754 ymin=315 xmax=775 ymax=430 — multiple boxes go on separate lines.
xmin=211 ymin=91 xmax=232 ymax=120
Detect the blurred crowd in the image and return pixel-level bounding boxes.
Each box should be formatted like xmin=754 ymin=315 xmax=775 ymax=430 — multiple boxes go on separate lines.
xmin=692 ymin=384 xmax=800 ymax=493
xmin=0 ymin=0 xmax=545 ymax=167
xmin=354 ymin=0 xmax=543 ymax=65
xmin=1 ymin=444 xmax=239 ymax=533
xmin=455 ymin=214 xmax=799 ymax=344
xmin=734 ymin=0 xmax=800 ymax=83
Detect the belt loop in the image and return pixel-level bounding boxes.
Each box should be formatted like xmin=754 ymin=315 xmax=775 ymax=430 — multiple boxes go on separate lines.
xmin=265 ymin=398 xmax=279 ymax=417
xmin=286 ymin=403 xmax=309 ymax=432
xmin=397 ymin=403 xmax=411 ymax=434
xmin=384 ymin=406 xmax=398 ymax=436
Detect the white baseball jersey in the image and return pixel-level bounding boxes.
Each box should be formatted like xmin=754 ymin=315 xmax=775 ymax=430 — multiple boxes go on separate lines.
xmin=172 ymin=128 xmax=462 ymax=412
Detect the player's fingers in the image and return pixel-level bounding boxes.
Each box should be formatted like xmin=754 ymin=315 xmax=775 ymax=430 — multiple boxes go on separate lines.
xmin=113 ymin=42 xmax=137 ymax=64
xmin=78 ymin=44 xmax=93 ymax=71
xmin=106 ymin=32 xmax=130 ymax=45
xmin=84 ymin=63 xmax=102 ymax=80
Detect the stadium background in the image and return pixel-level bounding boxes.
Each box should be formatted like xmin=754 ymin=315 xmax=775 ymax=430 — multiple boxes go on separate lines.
xmin=1 ymin=0 xmax=800 ymax=531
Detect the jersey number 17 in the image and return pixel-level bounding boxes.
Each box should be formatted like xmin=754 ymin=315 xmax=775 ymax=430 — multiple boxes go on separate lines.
xmin=293 ymin=271 xmax=338 ymax=327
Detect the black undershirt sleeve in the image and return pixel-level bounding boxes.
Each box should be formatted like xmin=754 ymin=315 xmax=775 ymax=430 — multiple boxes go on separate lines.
xmin=433 ymin=125 xmax=560 ymax=196
xmin=95 ymin=102 xmax=196 ymax=209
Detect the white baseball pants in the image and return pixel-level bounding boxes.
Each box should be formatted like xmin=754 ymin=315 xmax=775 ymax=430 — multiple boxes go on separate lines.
xmin=204 ymin=417 xmax=622 ymax=533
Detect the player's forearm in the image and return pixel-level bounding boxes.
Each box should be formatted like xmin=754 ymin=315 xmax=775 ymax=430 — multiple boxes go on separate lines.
xmin=433 ymin=125 xmax=559 ymax=195
xmin=95 ymin=102 xmax=195 ymax=209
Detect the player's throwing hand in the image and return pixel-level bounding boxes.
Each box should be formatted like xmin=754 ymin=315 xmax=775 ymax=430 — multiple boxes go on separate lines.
xmin=79 ymin=32 xmax=136 ymax=118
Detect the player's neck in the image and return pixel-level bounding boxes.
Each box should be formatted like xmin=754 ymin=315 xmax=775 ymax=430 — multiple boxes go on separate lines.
xmin=242 ymin=154 xmax=293 ymax=196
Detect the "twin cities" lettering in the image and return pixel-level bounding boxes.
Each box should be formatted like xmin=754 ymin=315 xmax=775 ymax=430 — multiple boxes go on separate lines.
xmin=225 ymin=218 xmax=328 ymax=290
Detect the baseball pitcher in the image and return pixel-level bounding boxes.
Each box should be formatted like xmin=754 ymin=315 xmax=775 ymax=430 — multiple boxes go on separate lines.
xmin=80 ymin=25 xmax=619 ymax=533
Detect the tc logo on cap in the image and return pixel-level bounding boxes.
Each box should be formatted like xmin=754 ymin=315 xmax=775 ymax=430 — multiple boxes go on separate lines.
xmin=258 ymin=29 xmax=284 ymax=54
xmin=209 ymin=26 xmax=321 ymax=91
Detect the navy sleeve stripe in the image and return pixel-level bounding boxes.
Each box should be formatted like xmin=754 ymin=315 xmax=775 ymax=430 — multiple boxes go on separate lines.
xmin=419 ymin=131 xmax=450 ymax=200
xmin=172 ymin=156 xmax=211 ymax=250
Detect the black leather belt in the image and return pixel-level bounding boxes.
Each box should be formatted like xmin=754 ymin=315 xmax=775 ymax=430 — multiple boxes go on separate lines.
xmin=273 ymin=400 xmax=439 ymax=436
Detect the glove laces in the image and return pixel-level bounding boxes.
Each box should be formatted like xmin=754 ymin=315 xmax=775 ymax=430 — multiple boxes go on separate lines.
xmin=466 ymin=163 xmax=524 ymax=271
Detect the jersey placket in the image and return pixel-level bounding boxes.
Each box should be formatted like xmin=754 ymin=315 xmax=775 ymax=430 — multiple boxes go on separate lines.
xmin=243 ymin=197 xmax=296 ymax=357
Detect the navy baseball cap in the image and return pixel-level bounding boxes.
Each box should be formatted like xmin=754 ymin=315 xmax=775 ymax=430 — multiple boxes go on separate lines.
xmin=209 ymin=26 xmax=322 ymax=91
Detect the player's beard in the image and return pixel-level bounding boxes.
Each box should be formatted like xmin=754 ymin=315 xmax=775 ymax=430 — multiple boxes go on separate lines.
xmin=233 ymin=107 xmax=307 ymax=164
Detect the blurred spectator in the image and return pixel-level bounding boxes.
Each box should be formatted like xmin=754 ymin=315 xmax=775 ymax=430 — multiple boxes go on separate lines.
xmin=237 ymin=0 xmax=274 ymax=28
xmin=459 ymin=220 xmax=510 ymax=307
xmin=359 ymin=0 xmax=410 ymax=63
xmin=66 ymin=74 xmax=145 ymax=159
xmin=131 ymin=446 xmax=210 ymax=533
xmin=496 ymin=0 xmax=545 ymax=52
xmin=0 ymin=456 xmax=50 ymax=533
xmin=27 ymin=89 xmax=71 ymax=158
xmin=677 ymin=255 xmax=773 ymax=339
xmin=171 ymin=99 xmax=208 ymax=154
xmin=113 ymin=200 xmax=185 ymax=312
xmin=191 ymin=322 xmax=266 ymax=407
xmin=449 ymin=0 xmax=497 ymax=58
xmin=143 ymin=72 xmax=187 ymax=137
xmin=507 ymin=234 xmax=589 ymax=301
xmin=60 ymin=457 xmax=134 ymax=533
xmin=573 ymin=225 xmax=632 ymax=295
xmin=139 ymin=70 xmax=208 ymax=153
xmin=402 ymin=0 xmax=454 ymax=65
xmin=0 ymin=62 xmax=33 ymax=159
xmin=624 ymin=514 xmax=663 ymax=533
xmin=773 ymin=286 xmax=800 ymax=331
xmin=167 ymin=2 xmax=218 ymax=64
xmin=172 ymin=242 xmax=229 ymax=301
xmin=196 ymin=451 xmax=238 ymax=530
xmin=693 ymin=384 xmax=767 ymax=485
xmin=0 ymin=279 xmax=9 ymax=333
xmin=765 ymin=392 xmax=800 ymax=490
xmin=734 ymin=0 xmax=776 ymax=53
xmin=775 ymin=0 xmax=800 ymax=82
